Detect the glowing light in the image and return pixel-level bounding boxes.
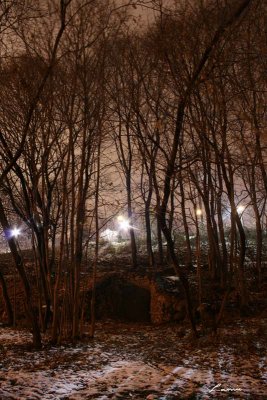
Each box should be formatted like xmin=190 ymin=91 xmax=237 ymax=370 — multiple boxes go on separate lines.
xmin=119 ymin=219 xmax=130 ymax=231
xmin=117 ymin=215 xmax=131 ymax=231
xmin=237 ymin=205 xmax=245 ymax=213
xmin=196 ymin=209 xmax=203 ymax=216
xmin=117 ymin=215 xmax=135 ymax=231
xmin=10 ymin=227 xmax=21 ymax=238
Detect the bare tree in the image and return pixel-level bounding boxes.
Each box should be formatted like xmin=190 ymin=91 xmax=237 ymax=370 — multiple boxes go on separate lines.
xmin=150 ymin=0 xmax=253 ymax=334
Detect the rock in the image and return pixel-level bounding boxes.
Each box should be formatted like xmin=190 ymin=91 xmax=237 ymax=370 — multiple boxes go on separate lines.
xmin=150 ymin=280 xmax=186 ymax=324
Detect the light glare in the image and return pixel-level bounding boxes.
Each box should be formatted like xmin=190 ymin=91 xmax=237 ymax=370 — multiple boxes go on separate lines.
xmin=10 ymin=227 xmax=21 ymax=238
xmin=237 ymin=205 xmax=245 ymax=213
xmin=119 ymin=219 xmax=130 ymax=231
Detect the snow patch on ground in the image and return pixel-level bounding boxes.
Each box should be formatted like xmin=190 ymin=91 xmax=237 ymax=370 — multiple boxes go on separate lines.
xmin=0 ymin=321 xmax=266 ymax=399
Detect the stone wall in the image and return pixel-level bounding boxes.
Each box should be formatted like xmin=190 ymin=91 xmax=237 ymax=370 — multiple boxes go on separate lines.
xmin=87 ymin=273 xmax=186 ymax=324
xmin=150 ymin=280 xmax=186 ymax=324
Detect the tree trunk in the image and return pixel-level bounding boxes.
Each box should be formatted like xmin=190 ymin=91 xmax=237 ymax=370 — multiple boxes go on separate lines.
xmin=0 ymin=198 xmax=42 ymax=348
xmin=179 ymin=177 xmax=193 ymax=267
xmin=145 ymin=201 xmax=155 ymax=268
xmin=90 ymin=133 xmax=101 ymax=338
xmin=126 ymin=175 xmax=138 ymax=268
xmin=0 ymin=269 xmax=13 ymax=325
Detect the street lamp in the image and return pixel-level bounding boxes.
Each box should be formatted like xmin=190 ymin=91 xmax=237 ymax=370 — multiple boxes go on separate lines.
xmin=117 ymin=215 xmax=130 ymax=231
xmin=10 ymin=227 xmax=21 ymax=238
xmin=196 ymin=208 xmax=203 ymax=216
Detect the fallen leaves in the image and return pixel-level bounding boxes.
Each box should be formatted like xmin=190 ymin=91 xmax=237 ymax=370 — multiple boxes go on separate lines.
xmin=0 ymin=317 xmax=266 ymax=399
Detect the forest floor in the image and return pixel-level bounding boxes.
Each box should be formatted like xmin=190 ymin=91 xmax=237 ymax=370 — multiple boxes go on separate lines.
xmin=0 ymin=251 xmax=267 ymax=398
xmin=0 ymin=316 xmax=266 ymax=400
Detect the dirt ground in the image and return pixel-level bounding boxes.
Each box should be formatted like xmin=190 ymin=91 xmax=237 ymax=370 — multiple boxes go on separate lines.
xmin=0 ymin=316 xmax=266 ymax=400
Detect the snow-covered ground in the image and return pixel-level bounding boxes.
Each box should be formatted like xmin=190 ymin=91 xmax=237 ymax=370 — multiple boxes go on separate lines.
xmin=0 ymin=319 xmax=266 ymax=399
